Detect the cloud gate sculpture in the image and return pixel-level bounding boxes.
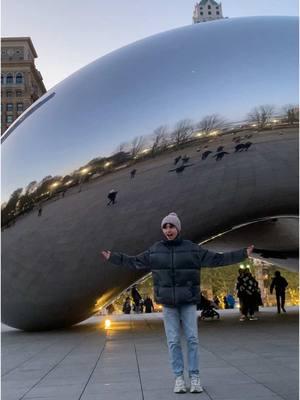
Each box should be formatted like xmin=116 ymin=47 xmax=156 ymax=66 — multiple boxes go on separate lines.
xmin=2 ymin=16 xmax=299 ymax=331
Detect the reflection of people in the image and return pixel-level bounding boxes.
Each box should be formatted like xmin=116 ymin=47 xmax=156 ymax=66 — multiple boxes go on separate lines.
xmin=201 ymin=150 xmax=212 ymax=160
xmin=37 ymin=204 xmax=43 ymax=217
xmin=223 ymin=296 xmax=229 ymax=309
xmin=144 ymin=296 xmax=154 ymax=313
xmin=122 ymin=297 xmax=131 ymax=314
xmin=131 ymin=285 xmax=142 ymax=313
xmin=102 ymin=213 xmax=253 ymax=394
xmin=182 ymin=155 xmax=190 ymax=163
xmin=107 ymin=189 xmax=118 ymax=205
xmin=213 ymin=151 xmax=229 ymax=161
xmin=174 ymin=155 xmax=181 ymax=165
xmin=270 ymin=271 xmax=288 ymax=313
xmin=130 ymin=169 xmax=137 ymax=179
xmin=106 ymin=304 xmax=115 ymax=314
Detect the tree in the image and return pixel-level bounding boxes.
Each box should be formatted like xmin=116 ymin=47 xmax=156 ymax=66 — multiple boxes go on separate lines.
xmin=150 ymin=125 xmax=169 ymax=156
xmin=129 ymin=136 xmax=146 ymax=158
xmin=197 ymin=114 xmax=226 ymax=135
xmin=25 ymin=180 xmax=38 ymax=195
xmin=1 ymin=187 xmax=23 ymax=225
xmin=171 ymin=119 xmax=193 ymax=147
xmin=247 ymin=105 xmax=274 ymax=130
xmin=282 ymin=104 xmax=299 ymax=125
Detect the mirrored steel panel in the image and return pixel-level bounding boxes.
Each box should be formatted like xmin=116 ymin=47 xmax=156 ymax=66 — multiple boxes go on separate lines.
xmin=2 ymin=16 xmax=299 ymax=330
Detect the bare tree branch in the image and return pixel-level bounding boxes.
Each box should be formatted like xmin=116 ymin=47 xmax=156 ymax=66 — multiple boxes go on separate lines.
xmin=129 ymin=136 xmax=146 ymax=158
xmin=196 ymin=114 xmax=226 ymax=135
xmin=151 ymin=125 xmax=169 ymax=156
xmin=247 ymin=105 xmax=274 ymax=129
xmin=282 ymin=104 xmax=299 ymax=125
xmin=171 ymin=119 xmax=194 ymax=147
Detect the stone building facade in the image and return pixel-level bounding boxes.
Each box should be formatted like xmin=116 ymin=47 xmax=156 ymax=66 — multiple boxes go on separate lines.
xmin=1 ymin=37 xmax=46 ymax=135
xmin=193 ymin=0 xmax=223 ymax=24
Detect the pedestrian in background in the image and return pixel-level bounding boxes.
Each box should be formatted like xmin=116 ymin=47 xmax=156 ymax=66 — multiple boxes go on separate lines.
xmin=270 ymin=271 xmax=288 ymax=313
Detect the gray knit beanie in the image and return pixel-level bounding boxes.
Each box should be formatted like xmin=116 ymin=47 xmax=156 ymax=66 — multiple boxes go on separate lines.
xmin=161 ymin=212 xmax=181 ymax=232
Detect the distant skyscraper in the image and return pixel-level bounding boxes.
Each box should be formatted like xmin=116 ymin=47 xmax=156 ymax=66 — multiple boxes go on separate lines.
xmin=1 ymin=37 xmax=46 ymax=135
xmin=193 ymin=0 xmax=224 ymax=24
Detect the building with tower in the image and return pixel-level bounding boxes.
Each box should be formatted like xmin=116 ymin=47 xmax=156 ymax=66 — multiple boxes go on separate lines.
xmin=193 ymin=0 xmax=224 ymax=24
xmin=1 ymin=37 xmax=46 ymax=135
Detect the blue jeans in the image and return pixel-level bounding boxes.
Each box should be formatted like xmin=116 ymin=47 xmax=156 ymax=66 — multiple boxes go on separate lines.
xmin=163 ymin=304 xmax=199 ymax=377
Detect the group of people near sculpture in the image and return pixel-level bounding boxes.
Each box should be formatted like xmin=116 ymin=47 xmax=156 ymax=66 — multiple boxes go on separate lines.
xmin=102 ymin=212 xmax=289 ymax=394
xmin=122 ymin=286 xmax=154 ymax=314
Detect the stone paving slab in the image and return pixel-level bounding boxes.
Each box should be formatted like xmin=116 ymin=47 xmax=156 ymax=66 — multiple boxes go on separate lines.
xmin=2 ymin=307 xmax=299 ymax=400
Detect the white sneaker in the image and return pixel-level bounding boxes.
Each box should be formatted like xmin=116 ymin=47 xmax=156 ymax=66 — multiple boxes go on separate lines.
xmin=249 ymin=316 xmax=258 ymax=320
xmin=174 ymin=375 xmax=187 ymax=393
xmin=239 ymin=315 xmax=247 ymax=321
xmin=190 ymin=374 xmax=203 ymax=393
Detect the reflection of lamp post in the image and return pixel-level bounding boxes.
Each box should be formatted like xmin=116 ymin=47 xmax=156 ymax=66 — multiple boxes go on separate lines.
xmin=78 ymin=168 xmax=90 ymax=192
xmin=50 ymin=181 xmax=60 ymax=197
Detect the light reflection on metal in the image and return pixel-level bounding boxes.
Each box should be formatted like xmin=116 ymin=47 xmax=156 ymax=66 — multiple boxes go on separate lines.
xmin=1 ymin=16 xmax=298 ymax=331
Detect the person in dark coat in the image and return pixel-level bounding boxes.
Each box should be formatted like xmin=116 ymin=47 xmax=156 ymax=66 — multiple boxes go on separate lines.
xmin=236 ymin=269 xmax=259 ymax=321
xmin=130 ymin=169 xmax=137 ymax=179
xmin=201 ymin=150 xmax=212 ymax=160
xmin=102 ymin=213 xmax=253 ymax=394
xmin=144 ymin=296 xmax=154 ymax=313
xmin=270 ymin=271 xmax=288 ymax=313
xmin=213 ymin=151 xmax=229 ymax=161
xmin=107 ymin=189 xmax=118 ymax=205
xmin=122 ymin=297 xmax=131 ymax=314
xmin=131 ymin=285 xmax=142 ymax=313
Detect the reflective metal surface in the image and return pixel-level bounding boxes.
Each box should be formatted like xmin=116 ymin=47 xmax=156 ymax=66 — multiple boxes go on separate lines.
xmin=2 ymin=16 xmax=299 ymax=330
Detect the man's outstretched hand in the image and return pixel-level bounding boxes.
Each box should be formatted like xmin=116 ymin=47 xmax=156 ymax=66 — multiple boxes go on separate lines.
xmin=247 ymin=245 xmax=254 ymax=257
xmin=101 ymin=250 xmax=111 ymax=260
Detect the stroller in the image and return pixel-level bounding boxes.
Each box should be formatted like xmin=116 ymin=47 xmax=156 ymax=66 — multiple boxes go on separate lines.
xmin=199 ymin=295 xmax=220 ymax=320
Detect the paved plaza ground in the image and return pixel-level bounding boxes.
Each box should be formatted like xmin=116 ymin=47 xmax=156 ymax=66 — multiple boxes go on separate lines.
xmin=1 ymin=307 xmax=298 ymax=400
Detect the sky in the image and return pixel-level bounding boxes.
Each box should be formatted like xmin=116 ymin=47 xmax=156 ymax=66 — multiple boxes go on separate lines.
xmin=2 ymin=0 xmax=299 ymax=90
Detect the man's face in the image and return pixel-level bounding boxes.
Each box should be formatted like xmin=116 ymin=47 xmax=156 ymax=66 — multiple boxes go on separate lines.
xmin=162 ymin=223 xmax=178 ymax=240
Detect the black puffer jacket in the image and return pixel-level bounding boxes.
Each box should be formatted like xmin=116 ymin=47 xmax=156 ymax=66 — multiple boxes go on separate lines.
xmin=109 ymin=237 xmax=247 ymax=306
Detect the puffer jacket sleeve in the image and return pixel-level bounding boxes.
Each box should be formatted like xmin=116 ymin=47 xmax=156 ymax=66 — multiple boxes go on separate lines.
xmin=109 ymin=250 xmax=151 ymax=271
xmin=197 ymin=246 xmax=248 ymax=267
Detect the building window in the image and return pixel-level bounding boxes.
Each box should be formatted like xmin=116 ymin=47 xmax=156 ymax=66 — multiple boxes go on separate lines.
xmin=17 ymin=103 xmax=24 ymax=112
xmin=1 ymin=75 xmax=3 ymax=84
xmin=216 ymin=6 xmax=219 ymax=9
xmin=6 ymin=74 xmax=13 ymax=84
xmin=208 ymin=5 xmax=211 ymax=9
xmin=16 ymin=90 xmax=22 ymax=97
xmin=200 ymin=7 xmax=203 ymax=10
xmin=6 ymin=91 xmax=13 ymax=97
xmin=208 ymin=11 xmax=212 ymax=15
xmin=6 ymin=103 xmax=13 ymax=111
xmin=200 ymin=12 xmax=203 ymax=15
xmin=6 ymin=115 xmax=13 ymax=124
xmin=16 ymin=73 xmax=23 ymax=84
xmin=216 ymin=11 xmax=219 ymax=15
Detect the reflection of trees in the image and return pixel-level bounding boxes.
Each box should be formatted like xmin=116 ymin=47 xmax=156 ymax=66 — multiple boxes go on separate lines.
xmin=171 ymin=119 xmax=193 ymax=147
xmin=282 ymin=105 xmax=299 ymax=125
xmin=150 ymin=125 xmax=169 ymax=156
xmin=25 ymin=180 xmax=38 ymax=195
xmin=247 ymin=105 xmax=274 ymax=130
xmin=2 ymin=188 xmax=23 ymax=226
xmin=3 ymin=103 xmax=299 ymax=228
xmin=129 ymin=136 xmax=146 ymax=158
xmin=197 ymin=114 xmax=226 ymax=135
